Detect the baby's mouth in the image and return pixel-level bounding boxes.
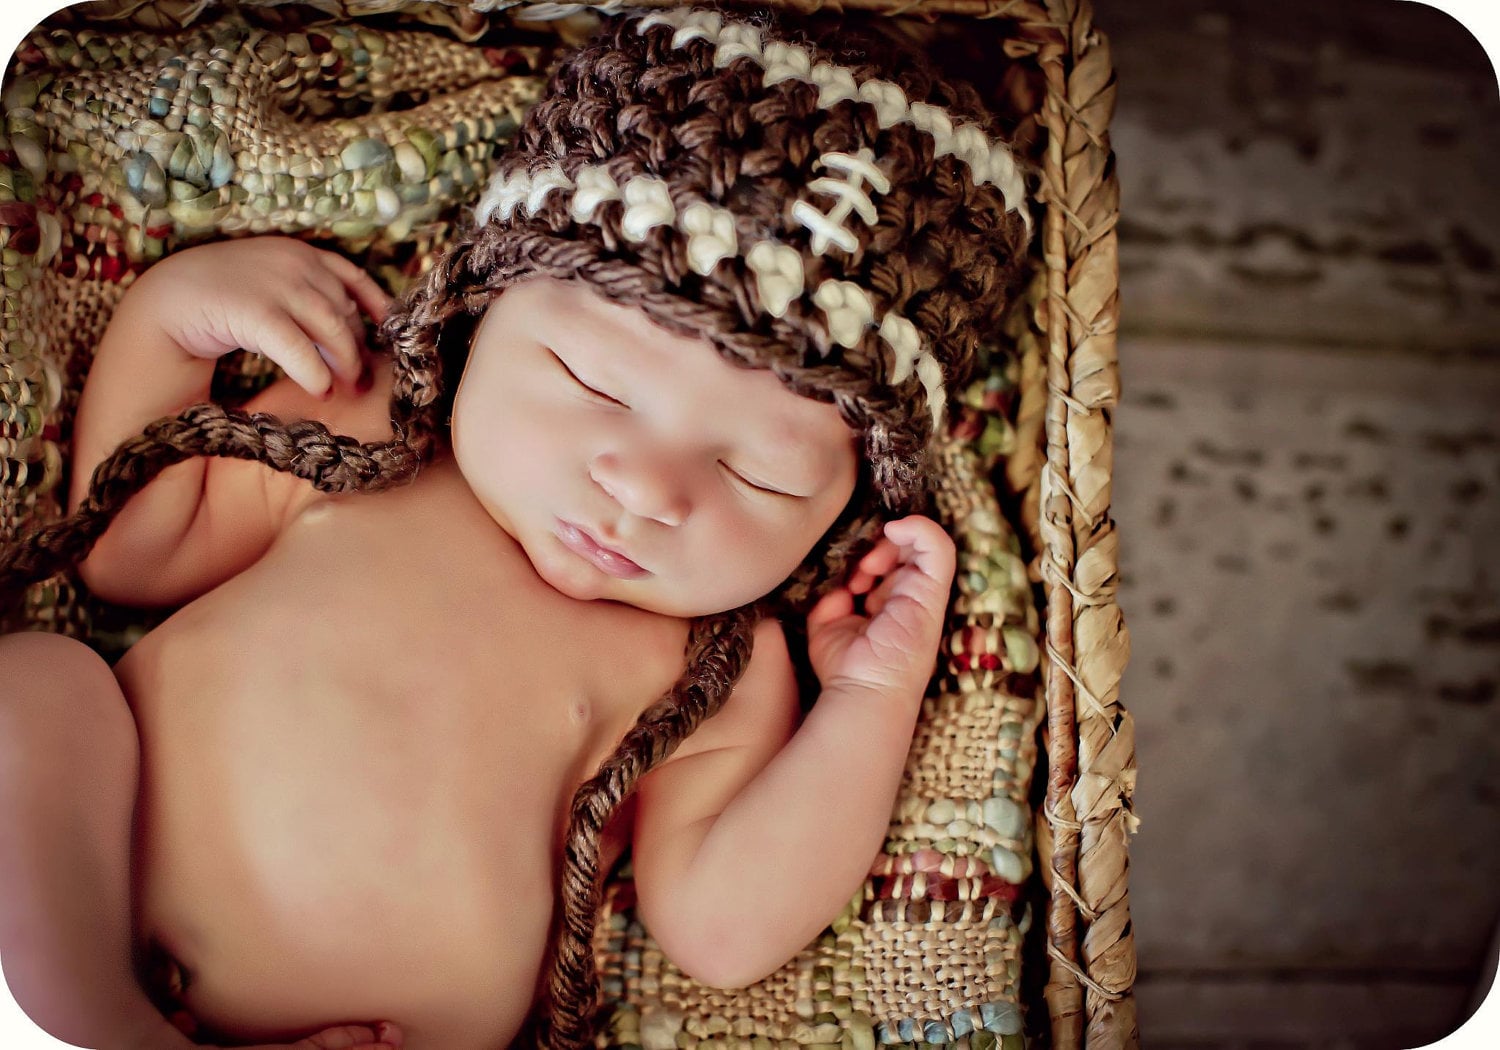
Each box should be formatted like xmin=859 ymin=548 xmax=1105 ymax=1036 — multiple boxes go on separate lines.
xmin=554 ymin=520 xmax=650 ymax=580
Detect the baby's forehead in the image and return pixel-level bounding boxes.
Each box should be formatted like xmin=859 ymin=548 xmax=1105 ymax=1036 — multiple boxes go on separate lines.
xmin=499 ymin=277 xmax=860 ymax=448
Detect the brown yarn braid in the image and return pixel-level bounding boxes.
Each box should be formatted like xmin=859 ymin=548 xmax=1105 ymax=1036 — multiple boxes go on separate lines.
xmin=0 ymin=5 xmax=1033 ymax=1049
xmin=540 ymin=604 xmax=759 ymax=1050
xmin=0 ymin=404 xmax=426 ymax=602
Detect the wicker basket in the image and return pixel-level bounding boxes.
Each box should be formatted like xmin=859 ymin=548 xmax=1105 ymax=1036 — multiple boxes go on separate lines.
xmin=0 ymin=1 xmax=1134 ymax=1047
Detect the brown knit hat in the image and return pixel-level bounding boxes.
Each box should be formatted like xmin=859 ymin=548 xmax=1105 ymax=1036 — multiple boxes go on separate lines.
xmin=380 ymin=2 xmax=1033 ymax=612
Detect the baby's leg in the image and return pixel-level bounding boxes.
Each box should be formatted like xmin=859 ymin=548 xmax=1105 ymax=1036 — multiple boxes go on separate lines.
xmin=0 ymin=632 xmax=403 ymax=1050
xmin=0 ymin=629 xmax=187 ymax=1050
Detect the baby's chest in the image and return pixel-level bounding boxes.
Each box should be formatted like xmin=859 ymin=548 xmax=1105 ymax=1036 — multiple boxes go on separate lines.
xmin=124 ymin=516 xmax=681 ymax=1026
xmin=189 ymin=476 xmax=682 ymax=722
xmin=126 ymin=481 xmax=685 ymax=877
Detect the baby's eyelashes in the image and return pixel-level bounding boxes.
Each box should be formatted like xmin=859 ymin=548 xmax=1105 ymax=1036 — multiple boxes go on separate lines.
xmin=549 ymin=347 xmax=628 ymax=407
xmin=720 ymin=462 xmax=802 ymax=498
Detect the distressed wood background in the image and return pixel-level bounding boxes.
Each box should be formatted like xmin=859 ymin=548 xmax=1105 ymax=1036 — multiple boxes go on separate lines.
xmin=1105 ymin=0 xmax=1500 ymax=1045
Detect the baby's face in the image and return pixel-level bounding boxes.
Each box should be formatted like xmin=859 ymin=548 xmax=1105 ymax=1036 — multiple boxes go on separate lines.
xmin=450 ymin=277 xmax=860 ymax=618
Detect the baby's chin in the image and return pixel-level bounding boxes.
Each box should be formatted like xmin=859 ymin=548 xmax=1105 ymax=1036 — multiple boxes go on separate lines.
xmin=526 ymin=543 xmax=764 ymax=619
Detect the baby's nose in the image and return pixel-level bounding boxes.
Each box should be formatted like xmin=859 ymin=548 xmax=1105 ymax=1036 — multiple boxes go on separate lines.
xmin=589 ymin=451 xmax=690 ymax=527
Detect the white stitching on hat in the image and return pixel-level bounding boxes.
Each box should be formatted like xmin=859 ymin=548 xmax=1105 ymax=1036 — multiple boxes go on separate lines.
xmin=986 ymin=142 xmax=1027 ymax=225
xmin=671 ymin=9 xmax=721 ymax=46
xmin=636 ymin=9 xmax=1032 ymax=237
xmin=952 ymin=124 xmax=992 ymax=179
xmin=810 ymin=62 xmax=860 ymax=108
xmin=637 ymin=7 xmax=694 ymax=35
xmin=681 ymin=201 xmax=738 ymax=274
xmin=790 ymin=148 xmax=889 ymax=255
xmin=476 ymin=162 xmax=573 ymax=223
xmin=909 ymin=102 xmax=955 ymax=157
xmin=790 ymin=202 xmax=855 ymax=254
xmin=745 ymin=240 xmax=804 ymax=318
xmin=475 ymin=168 xmax=527 ymax=224
xmin=878 ymin=314 xmax=944 ymax=429
xmin=880 ymin=312 xmax=922 ymax=384
xmin=761 ymin=40 xmax=811 ymax=85
xmin=715 ymin=22 xmax=765 ymax=67
xmin=858 ymin=79 xmax=910 ymax=129
xmin=527 ymin=166 xmax=574 ymax=216
xmin=812 ymin=279 xmax=875 ymax=350
xmin=915 ymin=353 xmax=946 ymax=430
xmin=620 ymin=176 xmax=675 ymax=242
xmin=570 ymin=163 xmax=622 ymax=223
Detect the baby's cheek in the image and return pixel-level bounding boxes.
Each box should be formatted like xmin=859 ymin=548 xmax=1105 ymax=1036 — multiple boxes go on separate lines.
xmin=454 ymin=409 xmax=531 ymax=510
xmin=721 ymin=520 xmax=805 ymax=598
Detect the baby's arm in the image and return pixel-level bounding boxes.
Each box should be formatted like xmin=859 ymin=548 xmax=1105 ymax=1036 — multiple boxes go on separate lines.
xmin=632 ymin=518 xmax=954 ymax=988
xmin=70 ymin=236 xmax=391 ymax=606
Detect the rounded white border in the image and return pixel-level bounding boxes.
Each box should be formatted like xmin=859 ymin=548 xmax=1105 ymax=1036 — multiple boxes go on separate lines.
xmin=0 ymin=1 xmax=1495 ymax=1049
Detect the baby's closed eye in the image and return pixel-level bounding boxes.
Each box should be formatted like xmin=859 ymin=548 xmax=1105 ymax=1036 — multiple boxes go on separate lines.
xmin=719 ymin=462 xmax=802 ymax=499
xmin=548 ymin=346 xmax=628 ymax=407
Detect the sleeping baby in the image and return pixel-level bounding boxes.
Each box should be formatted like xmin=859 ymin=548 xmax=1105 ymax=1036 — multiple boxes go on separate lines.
xmin=0 ymin=6 xmax=1031 ymax=1050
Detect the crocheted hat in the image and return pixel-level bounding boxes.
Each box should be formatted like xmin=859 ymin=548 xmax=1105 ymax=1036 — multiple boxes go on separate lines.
xmin=383 ymin=4 xmax=1034 ymax=604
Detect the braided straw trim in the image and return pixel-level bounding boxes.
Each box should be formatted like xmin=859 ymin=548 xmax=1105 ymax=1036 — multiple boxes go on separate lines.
xmin=1026 ymin=1 xmax=1137 ymax=1047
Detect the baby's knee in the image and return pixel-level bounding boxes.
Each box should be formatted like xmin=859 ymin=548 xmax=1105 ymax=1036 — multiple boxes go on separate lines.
xmin=0 ymin=630 xmax=129 ymax=738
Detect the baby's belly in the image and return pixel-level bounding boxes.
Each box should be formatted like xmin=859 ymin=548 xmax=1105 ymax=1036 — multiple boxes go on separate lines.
xmin=118 ymin=614 xmax=576 ymax=1049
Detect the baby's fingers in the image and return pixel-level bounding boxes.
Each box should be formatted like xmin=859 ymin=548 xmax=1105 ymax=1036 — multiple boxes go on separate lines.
xmin=864 ymin=518 xmax=955 ymax=622
xmin=251 ymin=310 xmax=338 ymax=398
xmin=294 ymin=1022 xmax=403 ymax=1049
xmin=883 ymin=517 xmax=956 ymax=583
xmin=863 ymin=570 xmax=900 ymax=619
xmin=849 ymin=537 xmax=900 ymax=594
xmin=807 ymin=586 xmax=856 ymax=631
xmin=316 ymin=247 xmax=394 ymax=322
xmin=288 ymin=284 xmax=367 ymax=390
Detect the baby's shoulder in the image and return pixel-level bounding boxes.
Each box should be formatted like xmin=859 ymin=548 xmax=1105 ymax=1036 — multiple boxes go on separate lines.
xmin=657 ymin=618 xmax=800 ymax=766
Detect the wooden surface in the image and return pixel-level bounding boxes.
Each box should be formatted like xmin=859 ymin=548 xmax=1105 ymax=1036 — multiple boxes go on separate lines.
xmin=1109 ymin=0 xmax=1500 ymax=355
xmin=1116 ymin=337 xmax=1499 ymax=1040
xmin=1103 ymin=0 xmax=1500 ymax=1044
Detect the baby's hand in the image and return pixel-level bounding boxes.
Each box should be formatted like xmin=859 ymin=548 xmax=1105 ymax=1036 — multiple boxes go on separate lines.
xmin=215 ymin=1021 xmax=403 ymax=1050
xmin=140 ymin=236 xmax=392 ymax=400
xmin=805 ymin=516 xmax=956 ymax=699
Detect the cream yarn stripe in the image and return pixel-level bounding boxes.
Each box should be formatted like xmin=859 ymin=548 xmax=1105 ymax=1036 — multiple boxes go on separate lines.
xmin=473 ymin=162 xmax=949 ymax=430
xmin=637 ymin=7 xmax=1032 ymax=238
xmin=468 ymin=0 xmax=1050 ymax=430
